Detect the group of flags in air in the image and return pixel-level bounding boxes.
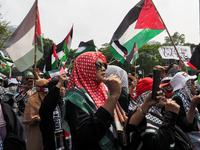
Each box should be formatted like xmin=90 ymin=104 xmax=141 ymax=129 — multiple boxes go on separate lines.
xmin=1 ymin=0 xmax=200 ymax=75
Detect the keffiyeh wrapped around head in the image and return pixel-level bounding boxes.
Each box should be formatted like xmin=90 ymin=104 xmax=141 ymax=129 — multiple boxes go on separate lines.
xmin=173 ymin=80 xmax=194 ymax=114
xmin=67 ymin=52 xmax=108 ymax=108
xmin=136 ymin=77 xmax=161 ymax=114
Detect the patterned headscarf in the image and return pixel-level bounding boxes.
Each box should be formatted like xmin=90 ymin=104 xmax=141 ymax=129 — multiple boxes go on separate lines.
xmin=105 ymin=65 xmax=129 ymax=93
xmin=136 ymin=77 xmax=162 ymax=114
xmin=173 ymin=80 xmax=194 ymax=114
xmin=67 ymin=52 xmax=108 ymax=108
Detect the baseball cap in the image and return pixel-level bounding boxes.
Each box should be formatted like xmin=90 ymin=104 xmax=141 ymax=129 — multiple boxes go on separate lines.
xmin=167 ymin=68 xmax=178 ymax=77
xmin=170 ymin=72 xmax=196 ymax=92
xmin=8 ymin=78 xmax=18 ymax=86
xmin=161 ymin=76 xmax=172 ymax=83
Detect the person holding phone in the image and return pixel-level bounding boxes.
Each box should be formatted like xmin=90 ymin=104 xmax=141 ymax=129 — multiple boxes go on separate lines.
xmin=126 ymin=77 xmax=195 ymax=150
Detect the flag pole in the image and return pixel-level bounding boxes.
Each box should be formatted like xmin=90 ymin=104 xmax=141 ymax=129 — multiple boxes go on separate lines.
xmin=67 ymin=59 xmax=74 ymax=71
xmin=134 ymin=60 xmax=136 ymax=76
xmin=9 ymin=65 xmax=12 ymax=78
xmin=150 ymin=0 xmax=182 ymax=60
xmin=34 ymin=0 xmax=38 ymax=86
xmin=108 ymin=59 xmax=117 ymax=65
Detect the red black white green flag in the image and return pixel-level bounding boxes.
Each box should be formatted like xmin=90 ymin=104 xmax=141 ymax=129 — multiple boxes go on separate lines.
xmin=3 ymin=0 xmax=43 ymax=72
xmin=45 ymin=43 xmax=58 ymax=71
xmin=56 ymin=26 xmax=73 ymax=65
xmin=110 ymin=0 xmax=165 ymax=63
xmin=73 ymin=40 xmax=97 ymax=59
xmin=125 ymin=42 xmax=139 ymax=65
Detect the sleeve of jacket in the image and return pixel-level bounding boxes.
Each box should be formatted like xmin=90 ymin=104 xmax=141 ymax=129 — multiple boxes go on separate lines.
xmin=172 ymin=96 xmax=198 ymax=132
xmin=39 ymin=86 xmax=60 ymax=117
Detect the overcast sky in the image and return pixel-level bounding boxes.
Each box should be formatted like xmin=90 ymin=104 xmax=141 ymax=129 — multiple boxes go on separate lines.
xmin=1 ymin=0 xmax=200 ymax=49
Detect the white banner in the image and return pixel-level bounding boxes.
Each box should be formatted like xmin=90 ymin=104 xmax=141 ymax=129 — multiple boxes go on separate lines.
xmin=158 ymin=46 xmax=191 ymax=62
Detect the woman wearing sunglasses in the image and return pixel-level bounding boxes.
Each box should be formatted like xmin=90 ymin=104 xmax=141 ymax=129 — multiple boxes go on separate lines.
xmin=62 ymin=52 xmax=122 ymax=150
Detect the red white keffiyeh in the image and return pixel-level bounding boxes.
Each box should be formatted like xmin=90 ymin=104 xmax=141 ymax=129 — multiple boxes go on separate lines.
xmin=67 ymin=52 xmax=108 ymax=108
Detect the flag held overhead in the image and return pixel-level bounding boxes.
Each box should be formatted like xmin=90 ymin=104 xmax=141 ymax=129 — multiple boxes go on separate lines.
xmin=56 ymin=26 xmax=73 ymax=65
xmin=109 ymin=0 xmax=165 ymax=63
xmin=73 ymin=40 xmax=97 ymax=59
xmin=3 ymin=0 xmax=43 ymax=72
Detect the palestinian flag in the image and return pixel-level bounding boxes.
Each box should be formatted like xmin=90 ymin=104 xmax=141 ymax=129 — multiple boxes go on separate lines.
xmin=3 ymin=0 xmax=43 ymax=72
xmin=48 ymin=67 xmax=65 ymax=78
xmin=185 ymin=62 xmax=196 ymax=71
xmin=45 ymin=43 xmax=58 ymax=71
xmin=125 ymin=42 xmax=139 ymax=65
xmin=110 ymin=0 xmax=165 ymax=63
xmin=0 ymin=56 xmax=10 ymax=71
xmin=73 ymin=40 xmax=97 ymax=59
xmin=134 ymin=65 xmax=140 ymax=68
xmin=56 ymin=26 xmax=73 ymax=65
xmin=37 ymin=70 xmax=43 ymax=76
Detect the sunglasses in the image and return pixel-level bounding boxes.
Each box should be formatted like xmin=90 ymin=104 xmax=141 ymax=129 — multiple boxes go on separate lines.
xmin=96 ymin=62 xmax=107 ymax=70
xmin=26 ymin=78 xmax=34 ymax=81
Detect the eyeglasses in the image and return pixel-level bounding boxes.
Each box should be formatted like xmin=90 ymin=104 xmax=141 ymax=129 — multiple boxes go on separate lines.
xmin=96 ymin=62 xmax=107 ymax=70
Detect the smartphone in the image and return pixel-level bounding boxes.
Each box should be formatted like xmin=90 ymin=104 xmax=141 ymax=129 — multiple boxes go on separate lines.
xmin=152 ymin=69 xmax=161 ymax=100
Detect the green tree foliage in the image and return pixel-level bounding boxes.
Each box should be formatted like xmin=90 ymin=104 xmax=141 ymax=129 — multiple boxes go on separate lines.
xmin=0 ymin=7 xmax=12 ymax=49
xmin=36 ymin=38 xmax=53 ymax=71
xmin=164 ymin=32 xmax=185 ymax=46
xmin=98 ymin=42 xmax=166 ymax=76
xmin=136 ymin=42 xmax=166 ymax=76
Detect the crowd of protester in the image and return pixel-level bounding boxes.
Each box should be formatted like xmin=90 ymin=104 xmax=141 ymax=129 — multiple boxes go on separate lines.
xmin=0 ymin=51 xmax=199 ymax=149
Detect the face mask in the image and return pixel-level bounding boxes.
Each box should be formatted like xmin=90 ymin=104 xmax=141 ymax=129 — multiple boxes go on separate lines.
xmin=9 ymin=86 xmax=17 ymax=94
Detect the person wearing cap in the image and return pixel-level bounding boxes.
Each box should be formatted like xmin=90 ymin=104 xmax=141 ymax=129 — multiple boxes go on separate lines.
xmin=171 ymin=72 xmax=200 ymax=149
xmin=126 ymin=77 xmax=195 ymax=150
xmin=160 ymin=68 xmax=179 ymax=99
xmin=1 ymin=78 xmax=18 ymax=107
xmin=161 ymin=77 xmax=173 ymax=98
xmin=14 ymin=71 xmax=36 ymax=140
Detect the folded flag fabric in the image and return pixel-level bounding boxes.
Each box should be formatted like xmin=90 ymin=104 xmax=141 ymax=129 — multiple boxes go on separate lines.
xmin=56 ymin=26 xmax=73 ymax=65
xmin=48 ymin=67 xmax=66 ymax=78
xmin=40 ymin=87 xmax=48 ymax=93
xmin=3 ymin=0 xmax=43 ymax=72
xmin=73 ymin=40 xmax=97 ymax=59
xmin=110 ymin=0 xmax=165 ymax=63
